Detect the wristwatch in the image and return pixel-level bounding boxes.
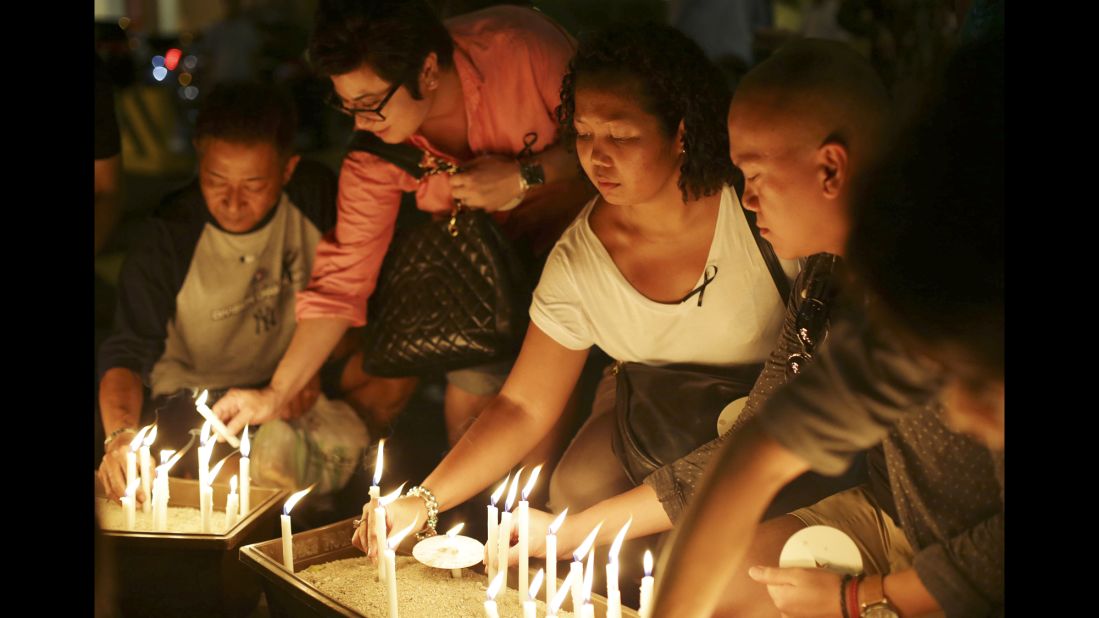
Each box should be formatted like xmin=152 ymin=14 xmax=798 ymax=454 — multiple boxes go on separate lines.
xmin=860 ymin=575 xmax=900 ymax=618
xmin=501 ymin=159 xmax=545 ymax=212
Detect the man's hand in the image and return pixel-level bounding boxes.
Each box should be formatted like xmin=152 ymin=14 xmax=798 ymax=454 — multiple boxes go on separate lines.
xmin=213 ymin=386 xmax=283 ymax=437
xmin=449 ymin=155 xmax=524 ymax=212
xmin=97 ymin=434 xmax=134 ymax=503
xmin=278 ymin=372 xmax=321 ymax=422
xmin=748 ymin=566 xmax=845 ymax=618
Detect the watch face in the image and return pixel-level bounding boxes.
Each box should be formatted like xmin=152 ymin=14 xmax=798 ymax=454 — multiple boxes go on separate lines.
xmin=862 ymin=604 xmax=900 ymax=618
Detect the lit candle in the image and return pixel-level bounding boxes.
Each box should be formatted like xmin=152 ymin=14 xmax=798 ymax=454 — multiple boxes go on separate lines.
xmin=126 ymin=427 xmax=146 ymax=498
xmin=524 ymin=568 xmax=544 ymax=618
xmin=370 ymin=439 xmax=385 ymax=503
xmin=639 ymin=550 xmax=654 ymax=618
xmin=484 ymin=571 xmax=505 ymax=618
xmin=581 ymin=548 xmax=596 ymax=618
xmin=202 ymin=457 xmax=228 ymax=534
xmin=240 ymin=427 xmax=251 ymax=516
xmin=122 ymin=478 xmax=138 ymax=529
xmin=545 ymin=508 xmax=568 ymax=606
xmin=570 ymin=522 xmax=602 ymax=613
xmin=546 ymin=568 xmax=575 ymax=617
xmin=606 ymin=517 xmax=632 ymax=618
xmin=518 ymin=464 xmax=543 ymax=603
xmin=195 ymin=389 xmax=240 ymax=447
xmin=386 ymin=521 xmax=417 ymax=618
xmin=497 ymin=468 xmax=523 ymax=593
xmin=369 ymin=440 xmax=384 ymax=581
xmin=376 ymin=483 xmax=407 ymax=584
xmin=153 ymin=449 xmax=181 ymax=530
xmin=447 ymin=523 xmax=466 ymax=578
xmin=139 ymin=425 xmax=156 ymax=513
xmin=486 ymin=475 xmax=509 ymax=586
xmin=281 ymin=486 xmax=315 ymax=572
xmin=197 ymin=420 xmax=213 ymax=489
xmin=225 ymin=475 xmax=239 ymax=530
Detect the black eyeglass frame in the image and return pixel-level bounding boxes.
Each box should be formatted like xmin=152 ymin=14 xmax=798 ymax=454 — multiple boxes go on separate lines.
xmin=326 ymin=81 xmax=402 ymax=121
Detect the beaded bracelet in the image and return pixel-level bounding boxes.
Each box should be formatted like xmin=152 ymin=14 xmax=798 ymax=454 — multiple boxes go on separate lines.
xmin=104 ymin=427 xmax=137 ymax=449
xmin=405 ymin=485 xmax=439 ymax=540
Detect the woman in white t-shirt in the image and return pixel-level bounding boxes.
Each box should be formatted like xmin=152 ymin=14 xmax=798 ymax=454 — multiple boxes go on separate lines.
xmin=356 ymin=23 xmax=795 ymax=572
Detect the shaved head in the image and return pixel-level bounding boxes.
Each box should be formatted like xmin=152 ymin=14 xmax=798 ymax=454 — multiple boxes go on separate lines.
xmin=732 ymin=38 xmax=891 ymax=167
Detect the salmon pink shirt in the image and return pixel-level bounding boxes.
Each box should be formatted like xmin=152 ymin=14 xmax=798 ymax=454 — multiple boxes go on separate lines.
xmin=296 ymin=6 xmax=575 ymax=326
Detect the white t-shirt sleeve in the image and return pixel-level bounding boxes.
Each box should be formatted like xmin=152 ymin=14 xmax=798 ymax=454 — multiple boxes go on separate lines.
xmin=529 ymin=243 xmax=594 ymax=351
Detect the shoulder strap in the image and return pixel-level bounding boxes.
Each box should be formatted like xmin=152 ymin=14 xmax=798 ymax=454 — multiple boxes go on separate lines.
xmin=740 ymin=205 xmax=791 ymax=304
xmin=345 ymin=130 xmax=427 ymax=180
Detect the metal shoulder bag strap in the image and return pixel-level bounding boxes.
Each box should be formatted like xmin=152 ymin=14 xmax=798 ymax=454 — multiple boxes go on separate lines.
xmin=345 ymin=130 xmax=531 ymax=377
xmin=610 ymin=204 xmax=794 ymax=485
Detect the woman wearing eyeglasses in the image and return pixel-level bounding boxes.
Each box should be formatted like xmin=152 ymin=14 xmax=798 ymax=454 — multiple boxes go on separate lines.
xmin=357 ymin=22 xmax=807 ymax=592
xmin=213 ymin=1 xmax=592 ymax=459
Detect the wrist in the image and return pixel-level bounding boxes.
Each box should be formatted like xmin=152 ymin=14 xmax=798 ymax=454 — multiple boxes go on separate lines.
xmin=405 ymin=485 xmax=439 ymax=540
xmin=104 ymin=426 xmax=137 ymax=450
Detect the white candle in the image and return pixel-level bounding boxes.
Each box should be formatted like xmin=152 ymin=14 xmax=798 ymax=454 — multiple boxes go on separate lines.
xmin=198 ymin=421 xmax=212 ymax=488
xmin=547 ymin=569 xmax=575 ymax=617
xmin=546 ymin=508 xmax=568 ymax=606
xmin=281 ymin=486 xmax=315 ymax=572
xmin=447 ymin=523 xmax=466 ymax=578
xmin=639 ymin=550 xmax=655 ymax=618
xmin=581 ymin=549 xmax=596 ymax=618
xmin=386 ymin=522 xmax=417 ymax=618
xmin=484 ymin=571 xmax=505 ymax=618
xmin=240 ymin=427 xmax=251 ymax=516
xmin=153 ymin=449 xmax=181 ymax=530
xmin=225 ymin=475 xmax=239 ymax=530
xmin=195 ymin=389 xmax=241 ymax=447
xmin=486 ymin=476 xmax=509 ymax=585
xmin=569 ymin=522 xmax=602 ymax=613
xmin=497 ymin=470 xmax=522 ymax=592
xmin=139 ymin=425 xmax=156 ymax=513
xmin=122 ymin=478 xmax=138 ymax=529
xmin=202 ymin=456 xmax=228 ymax=534
xmin=518 ymin=464 xmax=543 ymax=603
xmin=606 ymin=518 xmax=632 ymax=618
xmin=523 ymin=569 xmax=544 ymax=618
xmin=376 ymin=483 xmax=407 ymax=585
xmin=126 ymin=449 xmax=138 ymax=497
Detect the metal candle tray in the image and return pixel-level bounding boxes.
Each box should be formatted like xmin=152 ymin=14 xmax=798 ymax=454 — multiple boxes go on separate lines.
xmin=239 ymin=517 xmax=639 ymax=617
xmin=96 ymin=475 xmax=288 ymax=617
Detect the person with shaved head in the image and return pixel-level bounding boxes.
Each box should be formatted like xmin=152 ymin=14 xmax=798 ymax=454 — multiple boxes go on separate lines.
xmin=652 ymin=36 xmax=1003 ymax=618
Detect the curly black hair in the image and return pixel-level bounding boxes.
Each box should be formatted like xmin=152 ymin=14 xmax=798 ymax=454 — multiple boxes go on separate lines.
xmin=555 ymin=22 xmax=736 ymax=203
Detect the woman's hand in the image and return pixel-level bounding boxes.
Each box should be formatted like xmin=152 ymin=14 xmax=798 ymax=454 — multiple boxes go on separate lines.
xmin=449 ymin=155 xmax=523 ymax=212
xmin=502 ymin=507 xmax=559 ymax=565
xmin=352 ymin=496 xmax=428 ymax=563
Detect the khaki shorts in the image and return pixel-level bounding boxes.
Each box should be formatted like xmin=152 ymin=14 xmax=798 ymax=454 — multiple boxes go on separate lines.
xmin=789 ymin=485 xmax=914 ymax=576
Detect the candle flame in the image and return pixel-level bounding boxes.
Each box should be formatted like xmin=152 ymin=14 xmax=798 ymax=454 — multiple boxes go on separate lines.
xmin=583 ymin=549 xmax=595 ymax=601
xmin=549 ymin=569 xmax=574 ymax=613
xmin=130 ymin=425 xmax=151 ymax=451
xmin=446 ymin=523 xmax=465 ymax=538
xmin=521 ymin=464 xmax=543 ymax=500
xmin=372 ymin=439 xmax=385 ymax=486
xmin=388 ymin=520 xmax=417 ymax=550
xmin=379 ymin=482 xmax=407 ymax=506
xmin=489 ymin=474 xmax=509 ymax=507
xmin=144 ymin=424 xmax=158 ymax=446
xmin=529 ymin=568 xmax=545 ymax=599
xmin=504 ymin=466 xmax=524 ymax=511
xmin=200 ymin=419 xmax=212 ymax=445
xmin=208 ymin=457 xmax=228 ymax=485
xmin=230 ymin=475 xmax=238 ymax=493
xmin=283 ymin=485 xmax=315 ymax=515
xmin=608 ymin=516 xmax=632 ymax=564
xmin=196 ymin=389 xmax=208 ymax=408
xmin=573 ymin=521 xmax=603 ymax=562
xmin=241 ymin=426 xmax=250 ymax=457
xmin=548 ymin=508 xmax=568 ymax=535
xmin=160 ymin=449 xmax=176 ymax=464
xmin=161 ymin=448 xmax=185 ymax=472
xmin=486 ymin=570 xmax=506 ymax=601
xmin=644 ymin=549 xmax=653 ymax=576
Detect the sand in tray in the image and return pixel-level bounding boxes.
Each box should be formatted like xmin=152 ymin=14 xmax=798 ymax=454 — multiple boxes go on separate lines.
xmin=96 ymin=498 xmax=236 ymax=534
xmin=299 ymin=555 xmax=575 ymax=617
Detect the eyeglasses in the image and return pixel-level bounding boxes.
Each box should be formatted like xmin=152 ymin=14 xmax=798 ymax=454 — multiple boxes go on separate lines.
xmin=326 ymin=81 xmax=402 ymax=121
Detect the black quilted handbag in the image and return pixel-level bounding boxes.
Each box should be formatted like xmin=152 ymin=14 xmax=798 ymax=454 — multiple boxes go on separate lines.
xmin=347 ymin=131 xmax=531 ymax=377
